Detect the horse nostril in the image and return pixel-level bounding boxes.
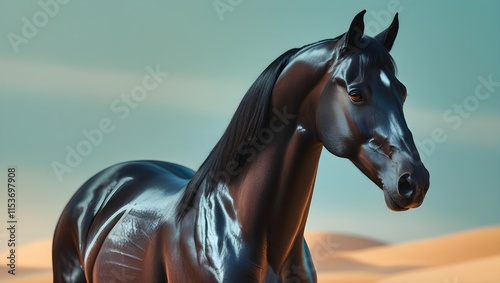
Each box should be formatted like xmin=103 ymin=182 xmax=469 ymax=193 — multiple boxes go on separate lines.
xmin=398 ymin=173 xmax=413 ymax=198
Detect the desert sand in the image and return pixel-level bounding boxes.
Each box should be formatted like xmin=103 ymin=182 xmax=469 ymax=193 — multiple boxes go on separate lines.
xmin=1 ymin=226 xmax=499 ymax=283
xmin=310 ymin=226 xmax=500 ymax=283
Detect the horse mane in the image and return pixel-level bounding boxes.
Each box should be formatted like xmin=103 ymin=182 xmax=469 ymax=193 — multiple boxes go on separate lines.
xmin=175 ymin=36 xmax=346 ymax=221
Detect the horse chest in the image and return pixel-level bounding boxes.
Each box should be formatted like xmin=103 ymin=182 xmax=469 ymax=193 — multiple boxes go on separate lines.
xmin=170 ymin=189 xmax=267 ymax=282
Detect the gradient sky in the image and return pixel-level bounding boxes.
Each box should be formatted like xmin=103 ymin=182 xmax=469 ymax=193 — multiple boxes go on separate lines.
xmin=0 ymin=1 xmax=499 ymax=245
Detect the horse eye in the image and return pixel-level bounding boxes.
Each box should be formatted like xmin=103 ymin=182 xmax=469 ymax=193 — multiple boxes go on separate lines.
xmin=348 ymin=91 xmax=364 ymax=103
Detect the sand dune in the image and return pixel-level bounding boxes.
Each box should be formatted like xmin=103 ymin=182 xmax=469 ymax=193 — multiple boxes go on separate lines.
xmin=304 ymin=231 xmax=386 ymax=252
xmin=308 ymin=226 xmax=500 ymax=283
xmin=1 ymin=226 xmax=498 ymax=283
xmin=374 ymin=254 xmax=500 ymax=283
xmin=339 ymin=226 xmax=500 ymax=268
xmin=304 ymin=231 xmax=386 ymax=274
xmin=317 ymin=271 xmax=386 ymax=283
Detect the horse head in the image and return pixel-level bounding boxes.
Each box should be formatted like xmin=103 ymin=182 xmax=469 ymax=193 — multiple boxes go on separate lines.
xmin=317 ymin=10 xmax=430 ymax=211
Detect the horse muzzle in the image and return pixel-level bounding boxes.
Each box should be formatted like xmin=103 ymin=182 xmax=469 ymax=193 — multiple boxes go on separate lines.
xmin=383 ymin=164 xmax=430 ymax=211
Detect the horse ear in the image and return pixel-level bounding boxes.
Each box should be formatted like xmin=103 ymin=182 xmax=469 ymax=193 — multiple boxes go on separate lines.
xmin=375 ymin=13 xmax=399 ymax=51
xmin=343 ymin=10 xmax=366 ymax=52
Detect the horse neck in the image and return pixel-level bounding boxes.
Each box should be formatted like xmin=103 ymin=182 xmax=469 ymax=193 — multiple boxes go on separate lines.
xmin=228 ymin=46 xmax=332 ymax=268
xmin=227 ymin=123 xmax=322 ymax=267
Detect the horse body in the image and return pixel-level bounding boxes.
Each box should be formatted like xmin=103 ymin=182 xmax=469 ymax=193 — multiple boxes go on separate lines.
xmin=54 ymin=152 xmax=319 ymax=282
xmin=53 ymin=11 xmax=430 ymax=283
xmin=52 ymin=161 xmax=191 ymax=282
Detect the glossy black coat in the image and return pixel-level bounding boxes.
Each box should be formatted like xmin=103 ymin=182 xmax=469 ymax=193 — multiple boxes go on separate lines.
xmin=53 ymin=11 xmax=430 ymax=283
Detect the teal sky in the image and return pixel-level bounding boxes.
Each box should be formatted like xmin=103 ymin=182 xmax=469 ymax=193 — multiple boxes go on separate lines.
xmin=0 ymin=1 xmax=499 ymax=245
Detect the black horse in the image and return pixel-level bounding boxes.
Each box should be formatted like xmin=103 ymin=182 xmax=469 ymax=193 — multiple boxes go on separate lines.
xmin=53 ymin=10 xmax=430 ymax=282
